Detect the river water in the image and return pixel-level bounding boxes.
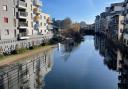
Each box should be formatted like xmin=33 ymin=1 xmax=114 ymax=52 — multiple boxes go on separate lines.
xmin=0 ymin=36 xmax=128 ymax=89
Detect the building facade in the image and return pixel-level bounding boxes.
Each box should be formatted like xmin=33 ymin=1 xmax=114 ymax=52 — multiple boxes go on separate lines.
xmin=0 ymin=0 xmax=17 ymax=40
xmin=0 ymin=0 xmax=53 ymax=54
xmin=95 ymin=1 xmax=128 ymax=47
xmin=95 ymin=15 xmax=100 ymax=33
xmin=108 ymin=15 xmax=124 ymax=41
xmin=40 ymin=13 xmax=53 ymax=36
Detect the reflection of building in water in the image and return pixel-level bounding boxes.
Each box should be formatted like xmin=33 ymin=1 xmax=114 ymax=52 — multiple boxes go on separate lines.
xmin=0 ymin=50 xmax=53 ymax=89
xmin=94 ymin=35 xmax=117 ymax=70
xmin=118 ymin=52 xmax=128 ymax=89
xmin=94 ymin=35 xmax=99 ymax=51
xmin=58 ymin=42 xmax=80 ymax=61
xmin=94 ymin=35 xmax=128 ymax=89
xmin=94 ymin=35 xmax=106 ymax=56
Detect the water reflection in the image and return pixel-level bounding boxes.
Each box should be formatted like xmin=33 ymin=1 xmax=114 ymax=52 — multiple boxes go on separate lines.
xmin=0 ymin=49 xmax=53 ymax=89
xmin=94 ymin=35 xmax=128 ymax=89
xmin=58 ymin=41 xmax=81 ymax=61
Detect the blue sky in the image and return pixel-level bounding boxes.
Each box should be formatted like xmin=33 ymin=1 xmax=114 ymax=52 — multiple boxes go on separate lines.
xmin=42 ymin=0 xmax=124 ymax=24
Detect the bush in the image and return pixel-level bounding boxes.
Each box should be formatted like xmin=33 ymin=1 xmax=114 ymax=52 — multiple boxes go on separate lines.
xmin=12 ymin=48 xmax=27 ymax=54
xmin=49 ymin=37 xmax=62 ymax=44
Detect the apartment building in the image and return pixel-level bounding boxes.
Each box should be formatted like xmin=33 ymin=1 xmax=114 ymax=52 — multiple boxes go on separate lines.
xmin=109 ymin=15 xmax=124 ymax=41
xmin=0 ymin=0 xmax=52 ymax=40
xmin=95 ymin=2 xmax=124 ymax=40
xmin=99 ymin=12 xmax=108 ymax=34
xmin=95 ymin=13 xmax=107 ymax=34
xmin=106 ymin=2 xmax=124 ymax=36
xmin=95 ymin=15 xmax=100 ymax=33
xmin=17 ymin=0 xmax=29 ymax=40
xmin=0 ymin=0 xmax=53 ymax=54
xmin=40 ymin=13 xmax=53 ymax=36
xmin=33 ymin=0 xmax=42 ymax=35
xmin=123 ymin=0 xmax=128 ymax=46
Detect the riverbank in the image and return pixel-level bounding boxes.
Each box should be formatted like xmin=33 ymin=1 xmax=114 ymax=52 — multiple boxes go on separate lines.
xmin=0 ymin=45 xmax=56 ymax=67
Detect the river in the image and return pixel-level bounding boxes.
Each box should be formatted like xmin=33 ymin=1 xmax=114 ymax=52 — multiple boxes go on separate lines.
xmin=0 ymin=36 xmax=127 ymax=89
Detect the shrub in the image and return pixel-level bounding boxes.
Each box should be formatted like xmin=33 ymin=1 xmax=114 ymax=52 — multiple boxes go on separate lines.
xmin=12 ymin=48 xmax=27 ymax=54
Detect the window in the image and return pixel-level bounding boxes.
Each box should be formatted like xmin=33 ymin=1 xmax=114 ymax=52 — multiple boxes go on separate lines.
xmin=2 ymin=5 xmax=7 ymax=11
xmin=44 ymin=23 xmax=46 ymax=26
xmin=13 ymin=8 xmax=15 ymax=16
xmin=4 ymin=17 xmax=8 ymax=23
xmin=32 ymin=30 xmax=33 ymax=35
xmin=31 ymin=5 xmax=32 ymax=11
xmin=14 ymin=19 xmax=16 ymax=27
xmin=5 ymin=29 xmax=9 ymax=35
xmin=124 ymin=39 xmax=126 ymax=43
xmin=31 ymin=13 xmax=33 ymax=19
xmin=31 ymin=22 xmax=33 ymax=27
xmin=40 ymin=22 xmax=42 ymax=26
xmin=14 ymin=30 xmax=16 ymax=37
xmin=40 ymin=15 xmax=42 ymax=19
xmin=44 ymin=16 xmax=46 ymax=19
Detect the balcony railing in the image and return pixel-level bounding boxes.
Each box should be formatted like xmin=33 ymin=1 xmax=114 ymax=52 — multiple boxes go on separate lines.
xmin=19 ymin=22 xmax=28 ymax=28
xmin=33 ymin=8 xmax=42 ymax=14
xmin=18 ymin=0 xmax=27 ymax=8
xmin=19 ymin=32 xmax=29 ymax=40
xmin=19 ymin=11 xmax=28 ymax=18
xmin=34 ymin=0 xmax=42 ymax=6
xmin=19 ymin=32 xmax=27 ymax=37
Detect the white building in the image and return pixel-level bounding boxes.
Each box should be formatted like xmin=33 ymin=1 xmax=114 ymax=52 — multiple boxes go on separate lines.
xmin=40 ymin=13 xmax=53 ymax=36
xmin=123 ymin=0 xmax=128 ymax=46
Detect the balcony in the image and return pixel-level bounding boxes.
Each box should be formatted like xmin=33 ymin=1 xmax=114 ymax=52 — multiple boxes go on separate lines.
xmin=19 ymin=22 xmax=28 ymax=29
xmin=34 ymin=15 xmax=40 ymax=22
xmin=18 ymin=11 xmax=28 ymax=19
xmin=19 ymin=33 xmax=29 ymax=40
xmin=18 ymin=0 xmax=27 ymax=9
xmin=34 ymin=0 xmax=43 ymax=6
xmin=33 ymin=8 xmax=42 ymax=14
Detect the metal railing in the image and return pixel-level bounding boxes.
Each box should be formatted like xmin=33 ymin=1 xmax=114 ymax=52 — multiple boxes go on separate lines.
xmin=19 ymin=0 xmax=27 ymax=8
xmin=34 ymin=0 xmax=42 ymax=6
xmin=19 ymin=22 xmax=28 ymax=27
xmin=19 ymin=11 xmax=28 ymax=17
xmin=19 ymin=32 xmax=27 ymax=37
